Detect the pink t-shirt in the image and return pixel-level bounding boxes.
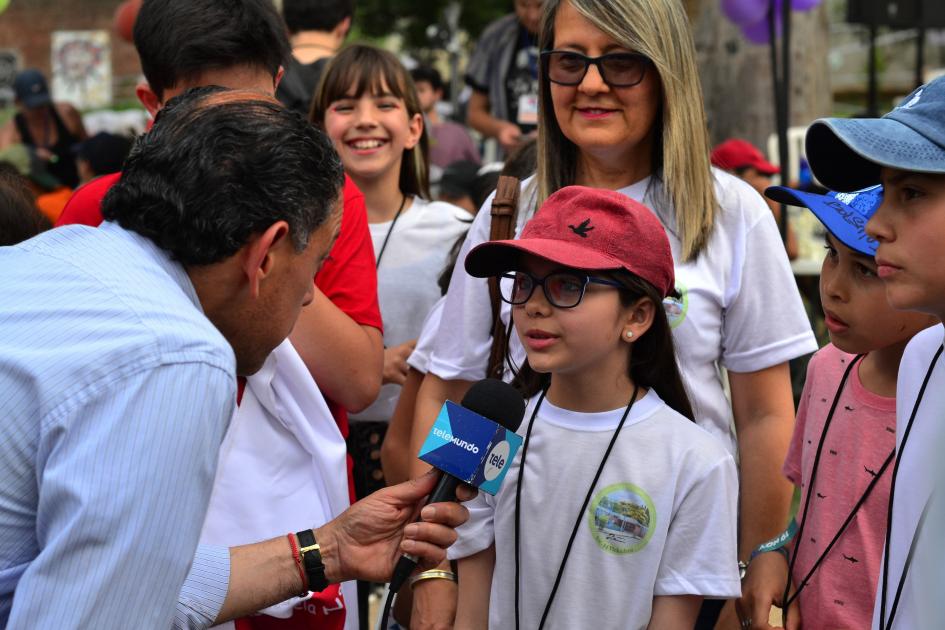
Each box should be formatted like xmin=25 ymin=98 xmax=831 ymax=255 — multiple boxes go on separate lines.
xmin=783 ymin=344 xmax=896 ymax=629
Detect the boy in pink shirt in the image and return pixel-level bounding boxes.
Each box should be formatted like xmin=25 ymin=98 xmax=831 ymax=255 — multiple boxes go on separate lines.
xmin=738 ymin=185 xmax=937 ymax=629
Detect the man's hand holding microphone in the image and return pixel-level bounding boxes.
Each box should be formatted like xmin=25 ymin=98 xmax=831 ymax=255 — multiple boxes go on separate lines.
xmin=315 ymin=469 xmax=475 ymax=584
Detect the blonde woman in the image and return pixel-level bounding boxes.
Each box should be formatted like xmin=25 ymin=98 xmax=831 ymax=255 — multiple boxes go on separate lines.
xmin=410 ymin=0 xmax=817 ymax=627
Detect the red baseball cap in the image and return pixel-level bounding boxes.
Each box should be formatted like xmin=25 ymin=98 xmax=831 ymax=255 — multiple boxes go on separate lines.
xmin=465 ymin=186 xmax=675 ymax=298
xmin=710 ymin=138 xmax=779 ymax=176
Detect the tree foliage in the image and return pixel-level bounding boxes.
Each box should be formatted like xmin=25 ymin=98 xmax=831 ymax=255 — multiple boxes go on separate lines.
xmin=354 ymin=0 xmax=512 ymax=52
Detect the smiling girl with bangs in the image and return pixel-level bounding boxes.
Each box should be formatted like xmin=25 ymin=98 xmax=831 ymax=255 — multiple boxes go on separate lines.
xmin=311 ymin=45 xmax=469 ymax=499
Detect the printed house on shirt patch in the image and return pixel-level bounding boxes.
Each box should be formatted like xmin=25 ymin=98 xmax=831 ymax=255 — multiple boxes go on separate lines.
xmin=587 ymin=483 xmax=656 ymax=554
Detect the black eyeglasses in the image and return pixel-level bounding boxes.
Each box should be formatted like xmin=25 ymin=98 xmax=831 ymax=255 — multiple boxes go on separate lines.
xmin=499 ymin=271 xmax=623 ymax=309
xmin=540 ymin=50 xmax=652 ymax=88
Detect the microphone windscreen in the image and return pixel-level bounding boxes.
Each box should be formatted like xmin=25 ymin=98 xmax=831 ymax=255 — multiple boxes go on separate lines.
xmin=460 ymin=378 xmax=526 ymax=432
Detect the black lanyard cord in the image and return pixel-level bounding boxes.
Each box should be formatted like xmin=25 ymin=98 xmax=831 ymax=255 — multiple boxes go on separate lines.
xmin=514 ymin=385 xmax=640 ymax=630
xmin=373 ymin=194 xmax=407 ymax=269
xmin=781 ymin=354 xmax=865 ymax=617
xmin=513 ymin=388 xmax=545 ymax=630
xmin=879 ymin=343 xmax=943 ymax=630
xmin=784 ymin=449 xmax=894 ymax=609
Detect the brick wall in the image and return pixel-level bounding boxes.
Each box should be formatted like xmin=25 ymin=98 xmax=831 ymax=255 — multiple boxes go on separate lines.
xmin=0 ymin=0 xmax=141 ymax=104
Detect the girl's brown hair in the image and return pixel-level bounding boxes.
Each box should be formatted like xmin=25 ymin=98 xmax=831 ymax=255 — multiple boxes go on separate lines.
xmin=510 ymin=270 xmax=694 ymax=421
xmin=310 ymin=44 xmax=431 ymax=199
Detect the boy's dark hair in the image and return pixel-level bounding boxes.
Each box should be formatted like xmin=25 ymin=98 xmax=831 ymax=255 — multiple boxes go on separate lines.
xmin=0 ymin=165 xmax=51 ymax=246
xmin=134 ymin=0 xmax=289 ymax=99
xmin=103 ymin=87 xmax=344 ymax=267
xmin=283 ymin=0 xmax=355 ymax=34
xmin=512 ymin=272 xmax=695 ymax=421
xmin=409 ymin=64 xmax=443 ymax=93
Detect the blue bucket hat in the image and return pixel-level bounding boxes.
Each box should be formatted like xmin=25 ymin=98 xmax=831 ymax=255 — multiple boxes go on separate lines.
xmin=765 ymin=185 xmax=882 ymax=256
xmin=805 ymin=75 xmax=945 ymax=192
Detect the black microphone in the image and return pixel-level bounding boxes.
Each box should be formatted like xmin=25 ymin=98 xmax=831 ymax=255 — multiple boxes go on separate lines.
xmin=387 ymin=378 xmax=526 ymax=593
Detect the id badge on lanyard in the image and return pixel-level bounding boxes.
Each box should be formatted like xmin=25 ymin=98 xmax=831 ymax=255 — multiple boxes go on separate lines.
xmin=517 ymin=94 xmax=539 ymax=126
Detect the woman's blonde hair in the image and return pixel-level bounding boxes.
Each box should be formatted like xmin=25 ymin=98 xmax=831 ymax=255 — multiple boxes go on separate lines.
xmin=310 ymin=44 xmax=431 ymax=199
xmin=536 ymin=0 xmax=717 ymax=261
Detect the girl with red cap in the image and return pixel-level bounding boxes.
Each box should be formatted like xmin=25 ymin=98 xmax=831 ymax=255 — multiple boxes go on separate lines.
xmin=449 ymin=185 xmax=739 ymax=628
xmin=411 ymin=1 xmax=816 ymax=627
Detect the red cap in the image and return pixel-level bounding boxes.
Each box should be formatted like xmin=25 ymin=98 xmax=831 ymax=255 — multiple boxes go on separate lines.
xmin=465 ymin=186 xmax=675 ymax=298
xmin=710 ymin=138 xmax=779 ymax=176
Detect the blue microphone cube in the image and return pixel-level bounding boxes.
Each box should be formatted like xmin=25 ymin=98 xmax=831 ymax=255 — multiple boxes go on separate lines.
xmin=418 ymin=401 xmax=523 ymax=495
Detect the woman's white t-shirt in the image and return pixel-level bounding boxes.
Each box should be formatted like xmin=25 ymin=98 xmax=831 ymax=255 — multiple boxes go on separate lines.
xmin=425 ymin=172 xmax=818 ymax=454
xmin=449 ymin=389 xmax=740 ymax=629
xmin=350 ymin=197 xmax=469 ymax=423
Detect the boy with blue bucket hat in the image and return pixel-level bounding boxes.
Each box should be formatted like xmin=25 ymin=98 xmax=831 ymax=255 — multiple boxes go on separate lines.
xmin=735 ymin=183 xmax=936 ymax=630
xmin=803 ymin=76 xmax=945 ymax=630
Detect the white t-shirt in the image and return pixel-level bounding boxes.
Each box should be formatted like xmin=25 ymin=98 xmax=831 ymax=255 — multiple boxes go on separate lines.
xmin=350 ymin=197 xmax=469 ymax=423
xmin=200 ymin=339 xmax=356 ymax=630
xmin=449 ymin=389 xmax=740 ymax=629
xmin=426 ymin=172 xmax=817 ymax=454
xmin=406 ymin=295 xmax=445 ymax=374
xmin=871 ymin=324 xmax=945 ymax=630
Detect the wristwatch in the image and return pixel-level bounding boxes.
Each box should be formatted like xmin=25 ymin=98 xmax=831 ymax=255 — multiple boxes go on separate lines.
xmin=296 ymin=529 xmax=330 ymax=592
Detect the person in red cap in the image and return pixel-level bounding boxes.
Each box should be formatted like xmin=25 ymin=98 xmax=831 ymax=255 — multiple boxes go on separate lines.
xmin=711 ymin=138 xmax=798 ymax=259
xmin=446 ymin=185 xmax=739 ymax=628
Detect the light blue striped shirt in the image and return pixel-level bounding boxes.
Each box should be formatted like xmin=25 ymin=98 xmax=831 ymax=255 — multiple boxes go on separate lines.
xmin=0 ymin=221 xmax=236 ymax=628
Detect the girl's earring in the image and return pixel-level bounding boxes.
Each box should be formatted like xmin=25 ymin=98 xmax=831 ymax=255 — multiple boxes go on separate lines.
xmin=625 ymin=330 xmax=633 ymax=339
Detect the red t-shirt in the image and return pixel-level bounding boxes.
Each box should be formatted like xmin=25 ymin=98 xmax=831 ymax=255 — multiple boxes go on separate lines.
xmin=313 ymin=178 xmax=383 ymax=503
xmin=55 ymin=172 xmax=122 ymax=227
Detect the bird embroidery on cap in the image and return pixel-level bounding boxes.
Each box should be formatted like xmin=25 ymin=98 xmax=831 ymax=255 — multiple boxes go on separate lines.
xmin=568 ymin=218 xmax=594 ymax=238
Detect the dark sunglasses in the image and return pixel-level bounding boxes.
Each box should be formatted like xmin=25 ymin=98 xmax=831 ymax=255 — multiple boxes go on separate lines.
xmin=540 ymin=50 xmax=652 ymax=88
xmin=499 ymin=271 xmax=623 ymax=309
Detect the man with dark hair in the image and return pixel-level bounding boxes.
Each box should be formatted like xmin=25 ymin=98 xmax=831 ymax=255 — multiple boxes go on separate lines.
xmin=277 ymin=0 xmax=356 ymax=115
xmin=410 ymin=64 xmax=480 ymax=171
xmin=0 ymin=88 xmax=468 ymax=628
xmin=51 ymin=2 xmax=387 ymax=627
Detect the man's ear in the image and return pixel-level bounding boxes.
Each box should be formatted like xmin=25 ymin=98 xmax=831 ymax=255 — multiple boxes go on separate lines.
xmin=274 ymin=65 xmax=285 ymax=91
xmin=241 ymin=221 xmax=291 ymax=299
xmin=136 ymin=81 xmax=162 ymax=117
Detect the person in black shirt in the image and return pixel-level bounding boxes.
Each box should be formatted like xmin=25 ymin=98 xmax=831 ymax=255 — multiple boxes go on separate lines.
xmin=277 ymin=0 xmax=355 ymax=116
xmin=465 ymin=0 xmax=544 ymax=155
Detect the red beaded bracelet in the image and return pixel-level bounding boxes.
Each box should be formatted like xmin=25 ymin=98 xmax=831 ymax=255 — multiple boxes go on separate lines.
xmin=287 ymin=532 xmax=309 ymax=595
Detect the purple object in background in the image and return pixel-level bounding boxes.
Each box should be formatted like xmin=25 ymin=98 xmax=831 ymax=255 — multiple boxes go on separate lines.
xmin=721 ymin=0 xmax=769 ymax=28
xmin=724 ymin=0 xmax=823 ymax=45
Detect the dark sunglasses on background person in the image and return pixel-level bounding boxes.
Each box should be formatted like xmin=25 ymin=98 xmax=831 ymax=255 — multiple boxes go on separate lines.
xmin=499 ymin=270 xmax=623 ymax=309
xmin=540 ymin=50 xmax=653 ymax=88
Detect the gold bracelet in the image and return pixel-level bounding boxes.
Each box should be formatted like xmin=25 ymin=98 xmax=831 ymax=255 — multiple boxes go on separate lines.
xmin=408 ymin=569 xmax=457 ymax=589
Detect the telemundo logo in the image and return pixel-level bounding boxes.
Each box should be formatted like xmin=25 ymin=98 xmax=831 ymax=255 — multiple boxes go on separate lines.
xmin=432 ymin=427 xmax=480 ymax=454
